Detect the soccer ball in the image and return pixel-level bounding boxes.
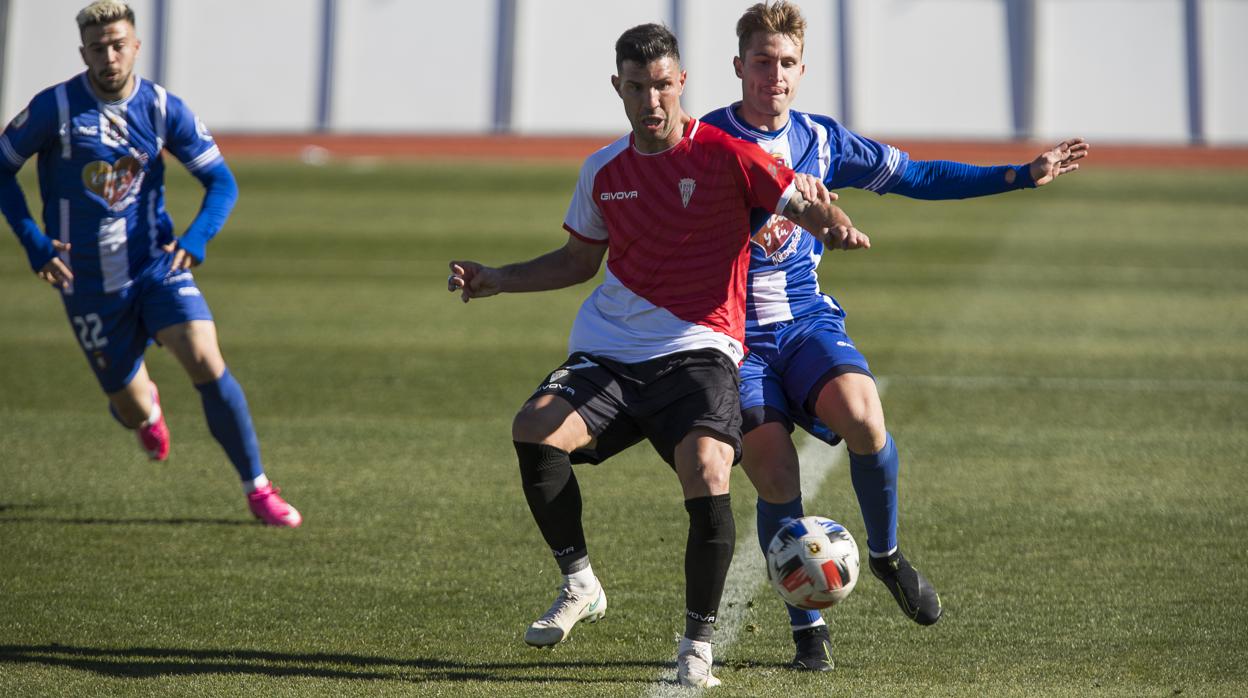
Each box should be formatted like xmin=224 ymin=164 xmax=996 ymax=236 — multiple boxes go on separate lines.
xmin=765 ymin=516 xmax=860 ymax=610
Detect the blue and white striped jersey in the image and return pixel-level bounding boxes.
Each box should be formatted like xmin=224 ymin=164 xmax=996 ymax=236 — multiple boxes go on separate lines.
xmin=0 ymin=73 xmax=222 ymax=295
xmin=701 ymin=103 xmax=909 ymax=329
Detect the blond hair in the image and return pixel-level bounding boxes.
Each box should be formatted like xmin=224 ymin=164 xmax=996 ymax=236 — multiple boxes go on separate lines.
xmin=736 ymin=1 xmax=806 ymax=57
xmin=76 ymin=0 xmax=135 ymax=34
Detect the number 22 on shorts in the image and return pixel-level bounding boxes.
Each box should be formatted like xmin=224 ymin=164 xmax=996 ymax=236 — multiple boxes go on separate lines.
xmin=72 ymin=313 xmax=109 ymax=351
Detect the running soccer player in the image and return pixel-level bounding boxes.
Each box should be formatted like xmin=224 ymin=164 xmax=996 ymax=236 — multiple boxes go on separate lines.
xmin=0 ymin=0 xmax=300 ymax=527
xmin=701 ymin=1 xmax=1088 ymax=671
xmin=448 ymin=23 xmax=863 ymax=688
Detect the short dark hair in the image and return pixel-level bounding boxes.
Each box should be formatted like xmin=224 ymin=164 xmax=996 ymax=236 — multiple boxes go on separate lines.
xmin=615 ymin=23 xmax=680 ymax=72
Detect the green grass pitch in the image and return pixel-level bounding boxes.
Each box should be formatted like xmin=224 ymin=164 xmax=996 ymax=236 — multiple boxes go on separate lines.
xmin=1 ymin=159 xmax=1245 ymax=696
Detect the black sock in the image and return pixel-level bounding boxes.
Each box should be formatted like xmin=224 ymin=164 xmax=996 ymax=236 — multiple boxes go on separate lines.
xmin=515 ymin=442 xmax=588 ymax=574
xmin=683 ymin=494 xmax=734 ymax=642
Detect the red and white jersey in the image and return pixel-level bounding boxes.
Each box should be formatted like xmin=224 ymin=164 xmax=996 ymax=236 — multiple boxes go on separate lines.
xmin=563 ymin=118 xmax=796 ymax=364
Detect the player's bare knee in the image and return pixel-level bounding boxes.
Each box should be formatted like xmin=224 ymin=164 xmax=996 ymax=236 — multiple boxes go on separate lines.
xmin=693 ymin=460 xmax=732 ymax=494
xmin=843 ymin=413 xmax=887 ymax=455
xmin=512 ymin=402 xmax=580 ymax=451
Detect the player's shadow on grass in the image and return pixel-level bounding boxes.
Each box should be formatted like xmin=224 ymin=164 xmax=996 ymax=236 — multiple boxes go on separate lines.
xmin=0 ymin=643 xmax=666 ymax=684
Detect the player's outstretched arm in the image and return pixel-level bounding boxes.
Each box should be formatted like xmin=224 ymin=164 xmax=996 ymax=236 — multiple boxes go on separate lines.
xmin=782 ymin=190 xmax=870 ymax=252
xmin=448 ymin=234 xmax=607 ymax=304
xmin=1030 ymin=137 xmax=1089 ymax=186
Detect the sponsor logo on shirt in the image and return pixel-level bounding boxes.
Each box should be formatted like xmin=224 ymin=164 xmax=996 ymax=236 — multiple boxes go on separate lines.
xmin=81 ymin=156 xmax=145 ymax=212
xmin=600 ymin=190 xmax=638 ymax=201
xmin=9 ymin=108 xmax=29 ymax=130
xmin=752 ymin=214 xmax=800 ymax=263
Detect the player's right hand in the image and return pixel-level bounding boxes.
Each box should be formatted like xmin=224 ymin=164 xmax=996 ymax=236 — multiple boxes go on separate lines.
xmin=448 ymin=261 xmax=500 ymax=303
xmin=36 ymin=240 xmax=73 ymax=289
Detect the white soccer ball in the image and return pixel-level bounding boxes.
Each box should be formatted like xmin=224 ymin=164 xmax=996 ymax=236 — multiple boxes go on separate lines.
xmin=766 ymin=516 xmax=860 ymax=610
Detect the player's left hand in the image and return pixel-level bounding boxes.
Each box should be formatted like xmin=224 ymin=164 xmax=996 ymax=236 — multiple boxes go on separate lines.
xmin=1030 ymin=137 xmax=1089 ymax=186
xmin=163 ymin=241 xmax=199 ymax=271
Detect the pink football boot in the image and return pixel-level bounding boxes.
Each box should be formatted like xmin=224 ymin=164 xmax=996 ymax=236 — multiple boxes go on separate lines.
xmin=247 ymin=484 xmax=303 ymax=528
xmin=136 ymin=384 xmax=171 ymax=461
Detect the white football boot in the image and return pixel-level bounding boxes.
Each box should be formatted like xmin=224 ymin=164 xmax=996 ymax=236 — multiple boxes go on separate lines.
xmin=677 ymin=637 xmax=722 ymax=688
xmin=524 ymin=580 xmax=607 ymax=647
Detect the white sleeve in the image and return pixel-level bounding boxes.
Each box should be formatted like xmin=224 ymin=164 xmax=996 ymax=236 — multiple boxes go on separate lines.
xmin=562 ymin=155 xmax=608 ymax=241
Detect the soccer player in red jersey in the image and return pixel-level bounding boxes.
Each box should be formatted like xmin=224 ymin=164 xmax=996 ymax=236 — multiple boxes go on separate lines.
xmin=448 ymin=23 xmax=865 ymax=688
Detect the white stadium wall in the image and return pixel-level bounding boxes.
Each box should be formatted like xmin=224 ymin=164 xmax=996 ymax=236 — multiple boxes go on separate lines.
xmin=1035 ymin=0 xmax=1189 ymax=143
xmin=1202 ymin=0 xmax=1248 ymax=143
xmin=848 ymin=0 xmax=1014 ymax=140
xmin=163 ymin=0 xmax=321 ymax=132
xmin=1 ymin=0 xmax=1244 ymax=144
xmin=510 ymin=0 xmax=670 ymax=134
xmin=330 ymin=0 xmax=495 ymax=133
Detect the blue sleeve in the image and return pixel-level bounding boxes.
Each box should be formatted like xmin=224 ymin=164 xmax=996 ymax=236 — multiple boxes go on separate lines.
xmin=809 ymin=116 xmax=908 ymax=193
xmin=165 ymin=92 xmax=225 ymax=176
xmin=0 ymin=170 xmax=55 ymax=271
xmin=0 ymin=93 xmax=57 ymax=271
xmin=176 ymin=160 xmax=238 ymax=264
xmin=888 ymin=159 xmax=1035 ymax=200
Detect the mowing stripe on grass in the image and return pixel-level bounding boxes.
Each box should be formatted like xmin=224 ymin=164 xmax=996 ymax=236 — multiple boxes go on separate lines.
xmin=891 ymin=374 xmax=1248 ymax=394
xmin=644 ymin=380 xmax=874 ymax=695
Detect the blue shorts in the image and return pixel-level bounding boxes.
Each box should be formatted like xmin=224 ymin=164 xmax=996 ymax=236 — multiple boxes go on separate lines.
xmin=739 ymin=313 xmax=873 ymax=445
xmin=60 ymin=252 xmax=213 ymax=393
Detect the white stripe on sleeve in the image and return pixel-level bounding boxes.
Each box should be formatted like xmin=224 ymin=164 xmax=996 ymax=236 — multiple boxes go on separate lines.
xmin=184 ymin=144 xmax=222 ymax=172
xmin=0 ymin=134 xmax=25 ymax=169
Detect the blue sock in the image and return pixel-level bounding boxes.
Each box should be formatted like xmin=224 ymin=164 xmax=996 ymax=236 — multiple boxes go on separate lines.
xmin=195 ymin=367 xmax=264 ymax=481
xmin=757 ymin=496 xmax=822 ymax=628
xmin=848 ymin=433 xmax=900 ymax=555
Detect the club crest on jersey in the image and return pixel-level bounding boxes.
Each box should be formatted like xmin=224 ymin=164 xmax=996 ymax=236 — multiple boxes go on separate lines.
xmin=752 ymin=214 xmax=800 ymax=262
xmin=82 ymin=156 xmax=145 ymax=212
xmin=195 ymin=116 xmax=213 ymax=142
xmin=99 ymin=110 xmax=129 ymax=147
xmin=679 ymin=178 xmax=696 ymax=208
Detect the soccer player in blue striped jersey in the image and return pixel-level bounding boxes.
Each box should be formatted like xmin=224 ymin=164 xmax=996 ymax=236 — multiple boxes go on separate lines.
xmin=0 ymin=1 xmax=300 ymax=527
xmin=701 ymin=1 xmax=1088 ymax=670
